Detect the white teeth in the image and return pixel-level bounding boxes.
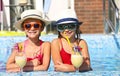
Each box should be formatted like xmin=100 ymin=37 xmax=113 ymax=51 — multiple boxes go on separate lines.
xmin=29 ymin=31 xmax=36 ymax=33
xmin=28 ymin=31 xmax=37 ymax=35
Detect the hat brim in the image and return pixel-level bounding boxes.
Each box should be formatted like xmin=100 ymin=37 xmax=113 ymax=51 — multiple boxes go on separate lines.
xmin=14 ymin=16 xmax=51 ymax=31
xmin=63 ymin=21 xmax=83 ymax=25
xmin=54 ymin=21 xmax=83 ymax=26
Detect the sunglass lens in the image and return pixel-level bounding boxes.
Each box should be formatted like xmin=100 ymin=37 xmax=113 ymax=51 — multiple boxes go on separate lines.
xmin=25 ymin=24 xmax=31 ymax=29
xmin=68 ymin=24 xmax=76 ymax=30
xmin=57 ymin=24 xmax=64 ymax=31
xmin=34 ymin=24 xmax=40 ymax=28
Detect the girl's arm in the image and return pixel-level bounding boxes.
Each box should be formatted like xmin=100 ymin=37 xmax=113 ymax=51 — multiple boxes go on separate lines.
xmin=79 ymin=39 xmax=92 ymax=71
xmin=51 ymin=39 xmax=76 ymax=72
xmin=6 ymin=48 xmax=20 ymax=72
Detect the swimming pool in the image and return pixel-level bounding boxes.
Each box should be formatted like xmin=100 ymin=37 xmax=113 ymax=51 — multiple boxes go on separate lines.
xmin=0 ymin=34 xmax=120 ymax=76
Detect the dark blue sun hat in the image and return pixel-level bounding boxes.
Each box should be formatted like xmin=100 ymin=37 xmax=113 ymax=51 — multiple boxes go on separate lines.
xmin=54 ymin=9 xmax=83 ymax=25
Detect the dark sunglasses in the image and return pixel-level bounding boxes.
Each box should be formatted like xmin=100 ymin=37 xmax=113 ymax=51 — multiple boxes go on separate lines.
xmin=57 ymin=23 xmax=77 ymax=32
xmin=23 ymin=23 xmax=42 ymax=30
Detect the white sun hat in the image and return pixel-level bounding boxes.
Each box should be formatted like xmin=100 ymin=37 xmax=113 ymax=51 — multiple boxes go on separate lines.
xmin=14 ymin=9 xmax=51 ymax=31
xmin=55 ymin=9 xmax=82 ymax=25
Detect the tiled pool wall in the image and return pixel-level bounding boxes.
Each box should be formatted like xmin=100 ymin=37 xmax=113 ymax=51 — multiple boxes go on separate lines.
xmin=0 ymin=34 xmax=120 ymax=75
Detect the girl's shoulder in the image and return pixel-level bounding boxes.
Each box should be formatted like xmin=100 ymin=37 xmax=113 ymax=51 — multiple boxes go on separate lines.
xmin=41 ymin=39 xmax=50 ymax=44
xmin=42 ymin=41 xmax=51 ymax=47
xmin=51 ymin=38 xmax=60 ymax=43
xmin=79 ymin=39 xmax=87 ymax=43
xmin=78 ymin=39 xmax=88 ymax=47
xmin=43 ymin=41 xmax=50 ymax=45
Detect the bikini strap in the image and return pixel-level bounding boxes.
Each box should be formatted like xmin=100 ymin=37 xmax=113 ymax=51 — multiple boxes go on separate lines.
xmin=39 ymin=40 xmax=43 ymax=45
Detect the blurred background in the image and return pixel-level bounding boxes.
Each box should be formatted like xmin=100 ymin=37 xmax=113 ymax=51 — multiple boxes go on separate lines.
xmin=0 ymin=0 xmax=120 ymax=35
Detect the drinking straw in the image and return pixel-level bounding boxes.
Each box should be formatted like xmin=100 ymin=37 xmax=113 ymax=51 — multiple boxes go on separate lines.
xmin=64 ymin=32 xmax=74 ymax=54
xmin=65 ymin=36 xmax=71 ymax=46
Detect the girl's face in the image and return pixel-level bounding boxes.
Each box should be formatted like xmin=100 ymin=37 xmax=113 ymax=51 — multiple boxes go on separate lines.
xmin=57 ymin=23 xmax=77 ymax=38
xmin=23 ymin=18 xmax=44 ymax=39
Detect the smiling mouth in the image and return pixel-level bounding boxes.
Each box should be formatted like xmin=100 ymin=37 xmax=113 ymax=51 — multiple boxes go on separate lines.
xmin=28 ymin=31 xmax=37 ymax=34
xmin=64 ymin=31 xmax=72 ymax=34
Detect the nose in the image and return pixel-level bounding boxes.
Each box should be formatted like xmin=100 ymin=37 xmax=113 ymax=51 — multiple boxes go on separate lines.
xmin=30 ymin=25 xmax=35 ymax=30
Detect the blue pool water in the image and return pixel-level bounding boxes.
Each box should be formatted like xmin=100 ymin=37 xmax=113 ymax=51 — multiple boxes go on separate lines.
xmin=0 ymin=34 xmax=120 ymax=76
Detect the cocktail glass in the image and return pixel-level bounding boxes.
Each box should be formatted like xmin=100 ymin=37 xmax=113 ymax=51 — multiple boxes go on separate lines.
xmin=71 ymin=47 xmax=83 ymax=72
xmin=15 ymin=52 xmax=26 ymax=75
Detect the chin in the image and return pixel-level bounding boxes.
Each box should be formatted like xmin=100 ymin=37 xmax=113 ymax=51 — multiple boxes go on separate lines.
xmin=28 ymin=35 xmax=38 ymax=38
